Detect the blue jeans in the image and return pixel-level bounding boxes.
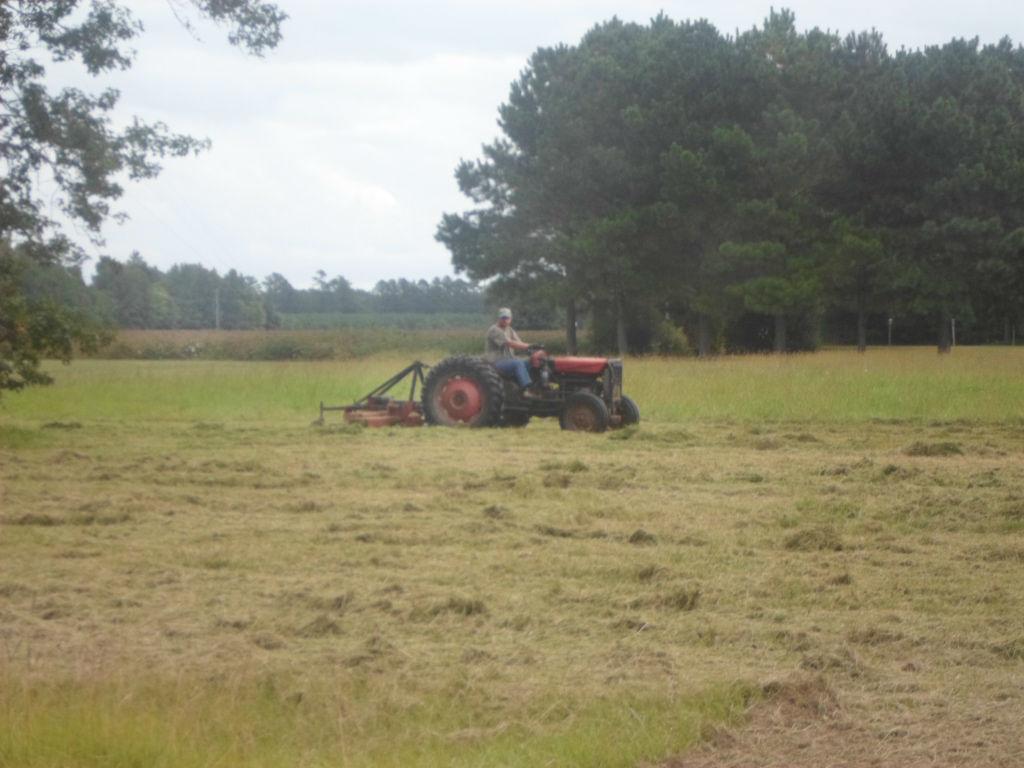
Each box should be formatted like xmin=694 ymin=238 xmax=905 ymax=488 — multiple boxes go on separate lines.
xmin=493 ymin=358 xmax=531 ymax=389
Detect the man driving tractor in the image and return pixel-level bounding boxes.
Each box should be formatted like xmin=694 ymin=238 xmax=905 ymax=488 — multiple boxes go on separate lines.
xmin=325 ymin=305 xmax=638 ymax=431
xmin=484 ymin=307 xmax=536 ymax=397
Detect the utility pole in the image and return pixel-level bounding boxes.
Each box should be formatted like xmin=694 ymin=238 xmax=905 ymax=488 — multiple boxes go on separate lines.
xmin=214 ymin=287 xmax=221 ymax=330
xmin=951 ymin=317 xmax=956 ymax=348
xmin=887 ymin=317 xmax=893 ymax=346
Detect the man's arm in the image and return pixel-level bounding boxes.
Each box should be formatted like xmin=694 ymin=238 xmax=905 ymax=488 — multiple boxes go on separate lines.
xmin=507 ymin=328 xmax=529 ymax=352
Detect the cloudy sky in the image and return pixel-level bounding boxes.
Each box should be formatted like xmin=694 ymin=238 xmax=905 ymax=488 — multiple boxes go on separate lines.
xmin=64 ymin=0 xmax=1024 ymax=288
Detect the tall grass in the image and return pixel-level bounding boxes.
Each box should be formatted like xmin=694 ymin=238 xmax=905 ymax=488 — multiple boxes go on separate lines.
xmin=84 ymin=329 xmax=566 ymax=361
xmin=628 ymin=347 xmax=1024 ymax=423
xmin=0 ymin=674 xmax=751 ymax=768
xmin=278 ymin=312 xmax=492 ymax=330
xmin=4 ymin=347 xmax=1023 ymax=424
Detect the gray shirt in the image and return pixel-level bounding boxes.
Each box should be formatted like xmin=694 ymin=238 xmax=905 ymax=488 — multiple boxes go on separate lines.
xmin=485 ymin=323 xmax=522 ymax=361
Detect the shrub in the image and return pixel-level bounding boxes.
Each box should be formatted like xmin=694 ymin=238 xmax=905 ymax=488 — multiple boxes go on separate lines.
xmin=652 ymin=320 xmax=692 ymax=356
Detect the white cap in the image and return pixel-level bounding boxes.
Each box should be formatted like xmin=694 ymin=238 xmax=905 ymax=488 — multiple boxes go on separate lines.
xmin=497 ymin=307 xmax=512 ymax=319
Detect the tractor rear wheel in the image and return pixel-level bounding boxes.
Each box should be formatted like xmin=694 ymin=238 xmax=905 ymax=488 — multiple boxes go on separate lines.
xmin=619 ymin=395 xmax=640 ymax=426
xmin=559 ymin=392 xmax=610 ymax=433
xmin=422 ymin=356 xmax=504 ymax=427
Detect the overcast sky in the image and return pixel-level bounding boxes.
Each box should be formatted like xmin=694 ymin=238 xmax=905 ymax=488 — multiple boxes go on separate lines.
xmin=64 ymin=0 xmax=1024 ymax=288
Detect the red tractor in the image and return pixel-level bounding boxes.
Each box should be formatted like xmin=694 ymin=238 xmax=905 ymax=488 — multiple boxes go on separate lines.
xmin=421 ymin=347 xmax=639 ymax=432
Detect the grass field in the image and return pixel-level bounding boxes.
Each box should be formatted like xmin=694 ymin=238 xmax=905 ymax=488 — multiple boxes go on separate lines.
xmin=1 ymin=347 xmax=1023 ymax=766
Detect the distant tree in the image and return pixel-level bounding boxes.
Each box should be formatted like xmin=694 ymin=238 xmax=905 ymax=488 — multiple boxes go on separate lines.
xmin=218 ymin=269 xmax=265 ymax=329
xmin=263 ymin=272 xmax=300 ymax=314
xmin=18 ymin=249 xmax=99 ymax=317
xmin=428 ymin=277 xmax=485 ymax=314
xmin=659 ymin=125 xmax=763 ymax=356
xmin=162 ymin=263 xmax=221 ymax=328
xmin=833 ymin=37 xmax=1024 ymax=350
xmin=819 ymin=219 xmax=888 ymax=352
xmin=437 ymin=40 xmax=604 ymax=352
xmin=440 ymin=12 xmax=835 ymax=354
xmin=441 ymin=10 xmax=1024 ymax=353
xmin=262 ymin=294 xmax=282 ymax=329
xmin=714 ymin=14 xmax=838 ymax=353
xmin=325 ymin=275 xmax=361 ymax=312
xmin=485 ymin=272 xmax=564 ymax=330
xmin=0 ymin=0 xmax=284 ymax=393
xmin=975 ymin=228 xmax=1024 ymax=343
xmin=92 ymin=253 xmax=165 ymax=328
xmin=0 ymin=241 xmax=106 ymax=391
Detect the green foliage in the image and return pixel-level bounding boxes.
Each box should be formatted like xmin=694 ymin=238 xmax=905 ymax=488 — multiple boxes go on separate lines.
xmin=264 ymin=273 xmax=485 ymax=317
xmin=438 ymin=10 xmax=1024 ymax=354
xmin=84 ymin=258 xmax=488 ymax=332
xmin=0 ymin=0 xmax=284 ymax=393
xmin=0 ymin=243 xmax=109 ymax=391
xmin=652 ymin=319 xmax=692 ymax=356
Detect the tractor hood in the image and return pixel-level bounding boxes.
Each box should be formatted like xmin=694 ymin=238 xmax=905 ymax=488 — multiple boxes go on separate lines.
xmin=551 ymin=357 xmax=609 ymax=375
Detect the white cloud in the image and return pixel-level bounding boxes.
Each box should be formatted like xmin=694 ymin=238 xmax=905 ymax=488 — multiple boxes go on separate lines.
xmin=94 ymin=44 xmax=523 ymax=287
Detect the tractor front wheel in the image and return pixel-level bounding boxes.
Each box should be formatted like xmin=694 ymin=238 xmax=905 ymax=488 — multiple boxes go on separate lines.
xmin=422 ymin=356 xmax=504 ymax=427
xmin=618 ymin=395 xmax=640 ymax=426
xmin=559 ymin=392 xmax=610 ymax=433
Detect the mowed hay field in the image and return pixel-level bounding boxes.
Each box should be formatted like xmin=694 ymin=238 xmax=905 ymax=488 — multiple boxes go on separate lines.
xmin=1 ymin=348 xmax=1024 ymax=767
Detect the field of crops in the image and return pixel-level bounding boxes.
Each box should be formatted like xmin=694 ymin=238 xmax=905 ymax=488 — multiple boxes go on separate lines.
xmin=277 ymin=312 xmax=492 ymax=330
xmin=1 ymin=347 xmax=1023 ymax=767
xmin=85 ymin=328 xmax=567 ymax=361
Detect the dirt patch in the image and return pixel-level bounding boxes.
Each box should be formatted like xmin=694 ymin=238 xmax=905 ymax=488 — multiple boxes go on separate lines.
xmin=666 ymin=676 xmax=840 ymax=767
xmin=665 ymin=672 xmax=1023 ymax=768
xmin=759 ymin=676 xmax=839 ymax=720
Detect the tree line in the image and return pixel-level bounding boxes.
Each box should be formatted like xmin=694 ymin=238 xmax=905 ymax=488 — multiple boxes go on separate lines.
xmin=5 ymin=3 xmax=1024 ymax=395
xmin=437 ymin=10 xmax=1024 ymax=354
xmin=7 ymin=245 xmax=486 ymax=331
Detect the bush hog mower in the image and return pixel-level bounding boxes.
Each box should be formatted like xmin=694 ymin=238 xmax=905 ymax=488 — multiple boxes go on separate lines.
xmin=317 ymin=348 xmax=639 ymax=433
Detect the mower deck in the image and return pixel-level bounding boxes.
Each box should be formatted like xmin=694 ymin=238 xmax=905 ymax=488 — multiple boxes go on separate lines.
xmin=315 ymin=361 xmax=427 ymax=428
